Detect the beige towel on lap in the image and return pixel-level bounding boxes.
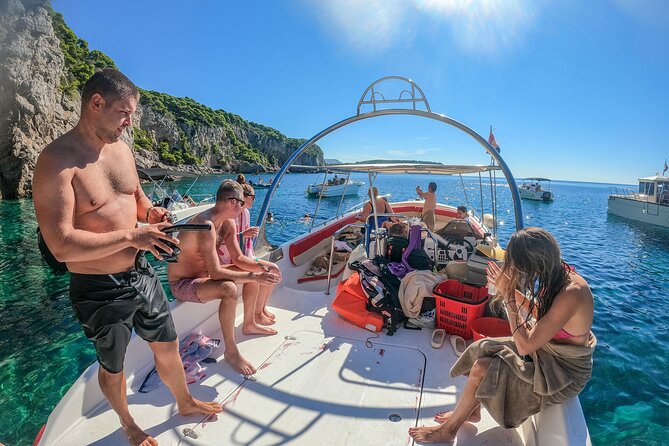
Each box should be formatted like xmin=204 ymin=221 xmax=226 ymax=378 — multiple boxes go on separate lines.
xmin=450 ymin=333 xmax=597 ymax=428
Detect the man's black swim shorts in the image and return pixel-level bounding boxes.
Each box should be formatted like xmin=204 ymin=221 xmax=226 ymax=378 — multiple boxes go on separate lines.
xmin=69 ymin=254 xmax=177 ymax=374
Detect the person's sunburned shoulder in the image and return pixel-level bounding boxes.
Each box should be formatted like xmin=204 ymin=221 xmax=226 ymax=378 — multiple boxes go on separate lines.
xmin=38 ymin=133 xmax=78 ymax=164
xmin=563 ymin=275 xmax=593 ymax=301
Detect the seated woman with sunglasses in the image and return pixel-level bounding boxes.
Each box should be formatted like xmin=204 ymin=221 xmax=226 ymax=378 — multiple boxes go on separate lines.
xmin=410 ymin=227 xmax=596 ymax=443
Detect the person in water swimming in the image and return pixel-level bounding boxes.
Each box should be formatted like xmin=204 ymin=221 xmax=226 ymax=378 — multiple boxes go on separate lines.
xmin=33 ymin=68 xmax=222 ymax=446
xmin=409 ymin=227 xmax=595 ymax=444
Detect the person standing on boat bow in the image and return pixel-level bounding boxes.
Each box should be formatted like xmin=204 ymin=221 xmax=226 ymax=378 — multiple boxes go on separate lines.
xmin=409 ymin=227 xmax=595 ymax=444
xmin=33 ymin=68 xmax=222 ymax=446
xmin=416 ymin=182 xmax=437 ymax=231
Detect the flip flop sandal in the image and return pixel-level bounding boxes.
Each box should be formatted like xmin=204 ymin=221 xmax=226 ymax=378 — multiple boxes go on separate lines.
xmin=450 ymin=335 xmax=467 ymax=357
xmin=305 ymin=266 xmax=317 ymax=276
xmin=313 ymin=267 xmax=327 ymax=277
xmin=431 ymin=328 xmax=446 ymax=349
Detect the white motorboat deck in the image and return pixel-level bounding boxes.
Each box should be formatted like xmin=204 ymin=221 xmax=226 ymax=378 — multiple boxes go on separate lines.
xmin=46 ymin=277 xmax=528 ymax=446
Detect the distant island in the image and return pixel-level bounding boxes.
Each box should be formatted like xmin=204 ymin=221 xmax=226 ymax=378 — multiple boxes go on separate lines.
xmin=348 ymin=159 xmax=441 ymax=165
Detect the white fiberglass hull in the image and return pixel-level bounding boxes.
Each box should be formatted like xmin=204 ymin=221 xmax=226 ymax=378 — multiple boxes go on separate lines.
xmin=36 ymin=203 xmax=590 ymax=446
xmin=306 ymin=182 xmax=362 ymax=197
xmin=519 ymin=188 xmax=554 ymax=202
xmin=607 ymin=196 xmax=669 ymax=228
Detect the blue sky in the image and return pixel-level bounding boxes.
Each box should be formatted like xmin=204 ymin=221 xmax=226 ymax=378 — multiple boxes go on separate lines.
xmin=52 ymin=0 xmax=669 ymax=184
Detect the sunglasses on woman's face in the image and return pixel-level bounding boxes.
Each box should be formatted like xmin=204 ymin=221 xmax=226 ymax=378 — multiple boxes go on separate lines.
xmin=244 ymin=194 xmax=255 ymax=201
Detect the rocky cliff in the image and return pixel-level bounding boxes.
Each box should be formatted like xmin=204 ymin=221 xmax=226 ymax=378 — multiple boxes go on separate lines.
xmin=0 ymin=0 xmax=324 ymax=199
xmin=0 ymin=0 xmax=79 ymax=199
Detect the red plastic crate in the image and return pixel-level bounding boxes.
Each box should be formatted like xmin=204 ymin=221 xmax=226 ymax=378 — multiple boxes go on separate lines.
xmin=433 ymin=280 xmax=488 ymax=339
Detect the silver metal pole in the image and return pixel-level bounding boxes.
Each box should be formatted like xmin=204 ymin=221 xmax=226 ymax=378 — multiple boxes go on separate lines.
xmin=335 ymin=172 xmax=351 ymax=218
xmin=309 ymin=171 xmax=329 ymax=232
xmin=478 ymin=172 xmax=484 ymax=222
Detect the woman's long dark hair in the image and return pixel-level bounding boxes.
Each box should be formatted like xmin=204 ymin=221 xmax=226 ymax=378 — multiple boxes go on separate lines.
xmin=495 ymin=227 xmax=571 ymax=321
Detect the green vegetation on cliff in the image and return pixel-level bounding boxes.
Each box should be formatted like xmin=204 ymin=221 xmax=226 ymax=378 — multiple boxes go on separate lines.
xmin=49 ymin=6 xmax=323 ymax=169
xmin=50 ymin=11 xmax=117 ymax=97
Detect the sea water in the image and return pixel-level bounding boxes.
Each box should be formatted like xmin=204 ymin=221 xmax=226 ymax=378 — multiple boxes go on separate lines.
xmin=1 ymin=173 xmax=667 ymax=445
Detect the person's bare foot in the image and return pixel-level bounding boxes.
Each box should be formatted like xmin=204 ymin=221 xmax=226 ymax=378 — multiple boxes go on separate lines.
xmin=122 ymin=421 xmax=158 ymax=446
xmin=408 ymin=424 xmax=455 ymax=444
xmin=263 ymin=308 xmax=276 ymax=320
xmin=255 ymin=312 xmax=276 ymax=326
xmin=225 ymin=350 xmax=257 ymax=375
xmin=242 ymin=322 xmax=278 ymax=336
xmin=434 ymin=407 xmax=481 ymax=424
xmin=178 ymin=397 xmax=222 ymax=416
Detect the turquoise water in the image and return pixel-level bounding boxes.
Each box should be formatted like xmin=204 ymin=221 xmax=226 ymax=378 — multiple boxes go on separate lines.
xmin=1 ymin=173 xmax=668 ymax=445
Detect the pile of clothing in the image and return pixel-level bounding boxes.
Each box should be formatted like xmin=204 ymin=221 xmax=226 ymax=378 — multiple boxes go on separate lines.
xmin=139 ymin=333 xmax=219 ymax=393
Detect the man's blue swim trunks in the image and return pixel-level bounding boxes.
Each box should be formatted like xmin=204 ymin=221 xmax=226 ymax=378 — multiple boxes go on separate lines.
xmin=69 ymin=253 xmax=177 ymax=374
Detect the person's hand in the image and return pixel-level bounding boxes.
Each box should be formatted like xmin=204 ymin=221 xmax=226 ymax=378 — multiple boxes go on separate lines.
xmin=131 ymin=222 xmax=179 ymax=260
xmin=147 ymin=206 xmax=173 ymax=224
xmin=487 ymin=261 xmax=505 ymax=295
xmin=253 ymin=271 xmax=280 ymax=286
xmin=242 ymin=226 xmax=260 ymax=238
xmin=263 ymin=262 xmax=282 ymax=281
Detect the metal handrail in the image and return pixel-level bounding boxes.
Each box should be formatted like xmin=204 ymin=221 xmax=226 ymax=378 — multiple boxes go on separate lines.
xmin=325 ymin=223 xmax=366 ymax=295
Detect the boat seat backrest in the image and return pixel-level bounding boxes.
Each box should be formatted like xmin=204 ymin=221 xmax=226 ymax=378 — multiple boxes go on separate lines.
xmin=435 ymin=219 xmax=480 ymax=240
xmin=288 ymin=214 xmax=358 ymax=266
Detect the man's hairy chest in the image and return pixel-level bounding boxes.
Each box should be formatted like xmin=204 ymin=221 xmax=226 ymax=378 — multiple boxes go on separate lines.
xmin=72 ymin=161 xmax=137 ymax=214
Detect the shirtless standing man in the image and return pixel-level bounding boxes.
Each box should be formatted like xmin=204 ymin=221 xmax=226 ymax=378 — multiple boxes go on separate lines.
xmin=168 ymin=180 xmax=280 ymax=376
xmin=416 ymin=182 xmax=437 ymax=231
xmin=32 ymin=69 xmax=221 ymax=446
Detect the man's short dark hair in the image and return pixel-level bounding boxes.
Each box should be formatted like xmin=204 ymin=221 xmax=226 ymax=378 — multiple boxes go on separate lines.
xmin=81 ymin=68 xmax=139 ymax=109
xmin=216 ymin=179 xmax=243 ymax=202
xmin=457 ymin=205 xmax=467 ymax=214
xmin=428 ymin=182 xmax=437 ymax=192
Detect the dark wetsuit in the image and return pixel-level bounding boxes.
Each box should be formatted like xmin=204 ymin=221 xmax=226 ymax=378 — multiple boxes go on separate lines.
xmin=69 ymin=253 xmax=177 ymax=374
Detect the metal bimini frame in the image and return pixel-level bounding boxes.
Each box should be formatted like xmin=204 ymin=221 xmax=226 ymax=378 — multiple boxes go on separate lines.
xmin=256 ymin=76 xmax=524 ymax=236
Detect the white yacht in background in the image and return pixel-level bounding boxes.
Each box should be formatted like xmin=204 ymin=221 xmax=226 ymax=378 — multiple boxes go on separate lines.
xmin=608 ymin=174 xmax=669 ymax=228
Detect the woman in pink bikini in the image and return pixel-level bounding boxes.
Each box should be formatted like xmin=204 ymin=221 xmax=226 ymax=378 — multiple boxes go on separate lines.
xmin=410 ymin=227 xmax=596 ymax=444
xmin=216 ymin=175 xmax=281 ymax=335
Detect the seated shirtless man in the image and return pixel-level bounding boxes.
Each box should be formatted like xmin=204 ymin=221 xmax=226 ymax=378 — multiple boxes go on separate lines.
xmin=33 ymin=68 xmax=221 ymax=446
xmin=217 ymin=180 xmax=282 ymax=335
xmin=168 ymin=180 xmax=280 ymax=375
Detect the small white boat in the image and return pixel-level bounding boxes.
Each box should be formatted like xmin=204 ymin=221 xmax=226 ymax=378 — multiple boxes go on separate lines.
xmin=607 ymin=173 xmax=669 ymax=228
xmin=306 ymin=178 xmax=363 ymax=197
xmin=35 ymin=77 xmax=589 ymax=446
xmin=519 ymin=177 xmax=554 ymax=202
xmin=138 ymin=167 xmax=215 ymax=220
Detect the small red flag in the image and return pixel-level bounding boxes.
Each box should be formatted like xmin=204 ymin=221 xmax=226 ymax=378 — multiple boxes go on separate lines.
xmin=488 ymin=128 xmax=500 ymax=152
